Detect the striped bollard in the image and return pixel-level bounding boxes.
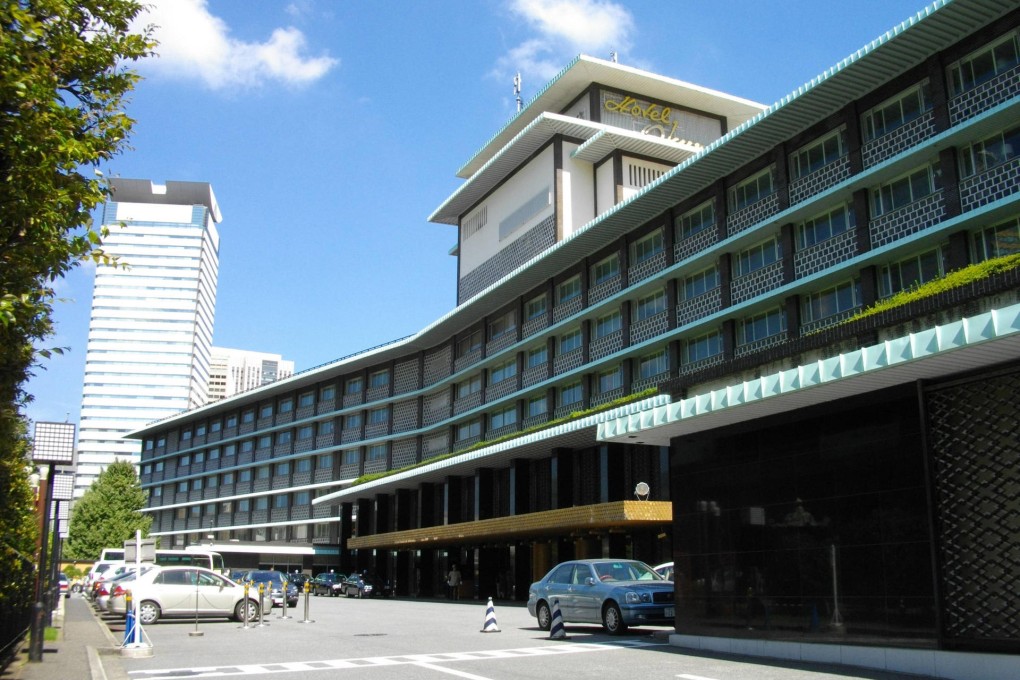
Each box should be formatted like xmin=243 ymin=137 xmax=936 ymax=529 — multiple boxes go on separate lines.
xmin=549 ymin=598 xmax=567 ymax=639
xmin=480 ymin=597 xmax=500 ymax=633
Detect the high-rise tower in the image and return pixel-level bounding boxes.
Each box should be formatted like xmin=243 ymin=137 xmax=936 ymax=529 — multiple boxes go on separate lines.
xmin=74 ymin=179 xmax=221 ymax=497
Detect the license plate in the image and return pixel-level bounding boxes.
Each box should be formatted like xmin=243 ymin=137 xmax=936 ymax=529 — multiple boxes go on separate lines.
xmin=664 ymin=607 xmax=674 ymax=618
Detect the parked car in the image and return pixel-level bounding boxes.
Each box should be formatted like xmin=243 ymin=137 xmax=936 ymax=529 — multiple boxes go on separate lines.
xmin=228 ymin=569 xmax=249 ymax=583
xmin=343 ymin=572 xmax=392 ymax=598
xmin=95 ymin=567 xmax=153 ymax=611
xmin=58 ymin=573 xmax=69 ymax=599
xmin=242 ymin=570 xmax=299 ymax=608
xmin=288 ymin=572 xmax=310 ymax=593
xmin=107 ymin=565 xmax=259 ymax=625
xmin=653 ymin=561 xmax=674 ymax=580
xmin=527 ymin=559 xmax=675 ymax=635
xmin=311 ymin=572 xmax=346 ymax=597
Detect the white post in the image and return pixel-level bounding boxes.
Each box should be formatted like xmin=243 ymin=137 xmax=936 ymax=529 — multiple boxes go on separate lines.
xmin=133 ymin=530 xmax=142 ymax=645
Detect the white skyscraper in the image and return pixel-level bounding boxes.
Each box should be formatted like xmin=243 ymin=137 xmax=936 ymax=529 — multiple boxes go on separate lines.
xmin=207 ymin=347 xmax=295 ymax=402
xmin=74 ymin=179 xmax=221 ymax=498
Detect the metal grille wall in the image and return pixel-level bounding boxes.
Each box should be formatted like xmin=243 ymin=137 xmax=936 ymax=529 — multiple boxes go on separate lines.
xmin=925 ymin=364 xmax=1020 ymax=651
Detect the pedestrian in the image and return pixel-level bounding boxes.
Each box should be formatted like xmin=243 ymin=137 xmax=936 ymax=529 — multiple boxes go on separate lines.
xmin=447 ymin=564 xmax=462 ymax=600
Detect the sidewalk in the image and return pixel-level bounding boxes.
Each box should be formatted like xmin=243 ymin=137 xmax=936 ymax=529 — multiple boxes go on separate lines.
xmin=3 ymin=596 xmax=128 ymax=680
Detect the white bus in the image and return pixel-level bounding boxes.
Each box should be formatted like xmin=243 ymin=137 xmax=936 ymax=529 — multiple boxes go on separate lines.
xmin=153 ymin=549 xmax=227 ymax=574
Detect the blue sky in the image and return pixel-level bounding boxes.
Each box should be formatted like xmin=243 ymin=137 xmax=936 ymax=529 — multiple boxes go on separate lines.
xmin=26 ymin=0 xmax=933 ymax=427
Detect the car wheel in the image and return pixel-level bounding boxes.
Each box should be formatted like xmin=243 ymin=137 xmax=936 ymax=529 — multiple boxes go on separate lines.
xmin=235 ymin=598 xmax=259 ymax=622
xmin=602 ymin=602 xmax=627 ymax=635
xmin=536 ymin=601 xmax=552 ymax=631
xmin=138 ymin=600 xmax=161 ymax=625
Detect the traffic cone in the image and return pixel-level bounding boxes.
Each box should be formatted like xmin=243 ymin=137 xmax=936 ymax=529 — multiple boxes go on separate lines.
xmin=548 ymin=598 xmax=567 ymax=639
xmin=480 ymin=597 xmax=500 ymax=633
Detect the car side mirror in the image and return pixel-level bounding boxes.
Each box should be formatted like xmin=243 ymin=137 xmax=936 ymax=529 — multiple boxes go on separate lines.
xmin=586 ymin=577 xmax=597 ymax=586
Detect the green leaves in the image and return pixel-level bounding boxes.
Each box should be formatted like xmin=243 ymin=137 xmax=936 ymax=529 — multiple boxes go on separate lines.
xmin=65 ymin=460 xmax=151 ymax=561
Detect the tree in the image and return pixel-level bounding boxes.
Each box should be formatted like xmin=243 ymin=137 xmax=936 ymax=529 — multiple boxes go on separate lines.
xmin=65 ymin=460 xmax=150 ymax=560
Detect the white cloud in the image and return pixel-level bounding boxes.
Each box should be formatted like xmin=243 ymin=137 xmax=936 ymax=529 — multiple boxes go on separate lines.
xmin=495 ymin=0 xmax=634 ymax=83
xmin=134 ymin=0 xmax=338 ymax=90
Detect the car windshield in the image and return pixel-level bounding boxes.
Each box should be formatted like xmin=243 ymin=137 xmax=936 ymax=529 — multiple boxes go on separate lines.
xmin=591 ymin=561 xmax=662 ymax=582
xmin=248 ymin=571 xmax=285 ymax=585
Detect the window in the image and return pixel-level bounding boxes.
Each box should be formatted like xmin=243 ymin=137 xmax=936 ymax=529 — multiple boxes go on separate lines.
xmin=295 ymin=458 xmax=312 ymax=473
xmin=276 ymin=430 xmax=292 ymax=445
xmin=639 ymin=349 xmax=668 ymax=379
xmin=456 ymin=419 xmax=481 ymax=442
xmin=592 ymin=254 xmax=620 ymax=285
xmin=298 ymin=392 xmax=315 ymax=408
xmin=454 ymin=375 xmax=479 ymax=399
xmin=227 ymin=413 xmax=239 ymax=427
xmin=255 ymin=497 xmax=269 ymax=511
xmin=737 ymin=237 xmax=780 ymax=275
xmin=257 ymin=435 xmax=272 ymax=449
xmin=489 ymin=358 xmax=517 ymax=384
xmin=320 ymin=385 xmax=336 ymax=401
xmin=799 ymin=203 xmax=855 ymax=248
xmin=790 ymin=129 xmax=845 ymax=180
xmin=456 ymin=329 xmax=483 ymax=358
xmin=206 ymin=474 xmax=217 ymax=488
xmin=368 ymin=406 xmax=389 ymax=425
xmin=240 ymin=439 xmax=254 ymax=453
xmin=949 ymin=30 xmax=1020 ymax=95
xmin=527 ymin=345 xmax=548 ymax=368
xmin=959 ymin=124 xmax=1020 ymax=177
xmin=142 ymin=464 xmax=151 ymax=475
xmin=221 ymin=500 xmax=233 ymax=513
xmin=256 ymin=465 xmax=270 ymax=480
xmin=210 ymin=420 xmax=221 ymax=433
xmin=274 ymin=495 xmax=288 ymax=509
xmin=594 ymin=310 xmax=622 ymax=338
xmin=294 ymin=491 xmax=311 ymax=506
xmin=208 ymin=447 xmax=220 ymax=460
xmin=259 ymin=404 xmax=273 ymax=419
xmin=195 ymin=423 xmax=206 ymax=437
xmin=559 ymin=328 xmax=582 ymax=354
xmin=221 ymin=472 xmax=234 ymax=485
xmin=676 ymin=200 xmax=715 ymax=239
xmin=180 ymin=454 xmax=191 ymax=467
xmin=156 ymin=436 xmax=166 ymax=448
xmin=151 ymin=486 xmax=162 ymax=497
xmin=634 ymin=290 xmax=666 ymax=322
xmin=556 ymin=275 xmax=581 ymax=304
xmin=682 ymin=266 xmax=719 ymax=300
xmin=177 ymin=481 xmax=188 ymax=493
xmin=238 ymin=469 xmax=252 ymax=482
xmin=729 ymin=168 xmax=773 ymax=211
xmin=344 ymin=413 xmax=362 ymax=430
xmin=488 ymin=310 xmax=516 ymax=340
xmin=278 ymin=398 xmax=293 ymax=414
xmin=528 ymin=395 xmax=547 ymax=417
xmin=369 ymin=369 xmax=389 ymax=389
xmin=297 ymin=425 xmax=313 ymax=440
xmin=879 ymin=247 xmax=945 ymax=297
xmin=345 ymin=377 xmax=363 ymax=395
xmin=194 ymin=451 xmax=205 ymax=464
xmin=630 ymin=230 xmax=664 ymax=265
xmin=802 ymin=280 xmax=860 ymax=322
xmin=181 ymin=429 xmax=192 ymax=442
xmin=598 ymin=366 xmax=622 ymax=393
xmin=525 ymin=294 xmax=547 ymax=321
xmin=318 ymin=420 xmax=335 ymax=435
xmin=489 ymin=405 xmax=517 ymax=429
xmin=223 ymin=443 xmax=236 ymax=457
xmin=175 ymin=507 xmax=186 ymax=520
xmin=863 ymin=82 xmax=931 ymax=141
xmin=973 ymin=216 xmax=1020 ymax=261
xmin=739 ymin=308 xmax=786 ymax=344
xmin=871 ymin=164 xmax=939 ymax=217
xmin=154 ymin=461 xmax=164 ymax=472
xmin=318 ymin=453 xmax=334 ymax=469
xmin=684 ymin=330 xmax=723 ymax=363
xmin=559 ymin=382 xmax=582 ymax=407
xmin=343 ymin=449 xmax=359 ymax=465
xmin=237 ymin=499 xmax=250 ymax=512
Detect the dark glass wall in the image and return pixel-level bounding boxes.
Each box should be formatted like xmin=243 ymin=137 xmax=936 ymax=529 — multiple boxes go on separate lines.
xmin=670 ymin=385 xmax=937 ymax=645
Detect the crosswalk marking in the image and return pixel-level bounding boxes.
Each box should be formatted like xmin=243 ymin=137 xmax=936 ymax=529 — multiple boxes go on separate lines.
xmin=128 ymin=639 xmax=666 ymax=679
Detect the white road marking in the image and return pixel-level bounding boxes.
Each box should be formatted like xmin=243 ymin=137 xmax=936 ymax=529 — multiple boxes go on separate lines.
xmin=128 ymin=640 xmax=667 ymax=679
xmin=677 ymin=674 xmax=720 ymax=680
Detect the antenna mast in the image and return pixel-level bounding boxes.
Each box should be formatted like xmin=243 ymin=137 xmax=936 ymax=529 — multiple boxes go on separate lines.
xmin=514 ymin=72 xmax=523 ymax=113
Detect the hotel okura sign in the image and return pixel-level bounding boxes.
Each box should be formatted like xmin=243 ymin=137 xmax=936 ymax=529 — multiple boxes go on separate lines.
xmin=600 ymin=91 xmax=721 ymax=146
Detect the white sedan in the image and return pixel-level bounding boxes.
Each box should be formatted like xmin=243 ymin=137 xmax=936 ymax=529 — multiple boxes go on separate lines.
xmin=108 ymin=565 xmax=259 ymax=625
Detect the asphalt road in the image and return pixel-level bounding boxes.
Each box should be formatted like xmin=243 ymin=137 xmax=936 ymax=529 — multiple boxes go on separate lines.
xmin=97 ymin=594 xmax=934 ymax=680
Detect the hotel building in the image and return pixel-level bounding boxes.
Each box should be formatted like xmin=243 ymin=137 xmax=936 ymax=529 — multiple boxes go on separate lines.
xmin=75 ymin=179 xmax=220 ymax=498
xmin=132 ymin=0 xmax=1018 ymax=673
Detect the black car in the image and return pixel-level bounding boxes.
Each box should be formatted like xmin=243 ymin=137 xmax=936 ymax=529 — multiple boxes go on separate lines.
xmin=343 ymin=572 xmax=392 ymax=598
xmin=311 ymin=572 xmax=345 ymax=597
xmin=242 ymin=570 xmax=299 ymax=608
xmin=288 ymin=572 xmax=311 ymax=593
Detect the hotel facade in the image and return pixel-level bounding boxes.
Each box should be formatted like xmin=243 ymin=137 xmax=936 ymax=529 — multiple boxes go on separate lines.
xmin=133 ymin=0 xmax=1019 ymax=672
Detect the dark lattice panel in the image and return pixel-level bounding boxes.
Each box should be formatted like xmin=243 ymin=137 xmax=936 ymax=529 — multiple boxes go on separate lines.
xmin=926 ymin=368 xmax=1020 ymax=645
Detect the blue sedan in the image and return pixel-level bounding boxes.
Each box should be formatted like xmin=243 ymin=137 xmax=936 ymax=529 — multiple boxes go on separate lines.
xmin=527 ymin=559 xmax=675 ymax=635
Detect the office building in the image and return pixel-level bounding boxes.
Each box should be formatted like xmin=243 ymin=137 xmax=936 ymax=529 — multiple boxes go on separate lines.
xmin=132 ymin=1 xmax=1018 ymax=674
xmin=207 ymin=348 xmax=294 ymax=403
xmin=75 ymin=179 xmax=221 ymax=497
